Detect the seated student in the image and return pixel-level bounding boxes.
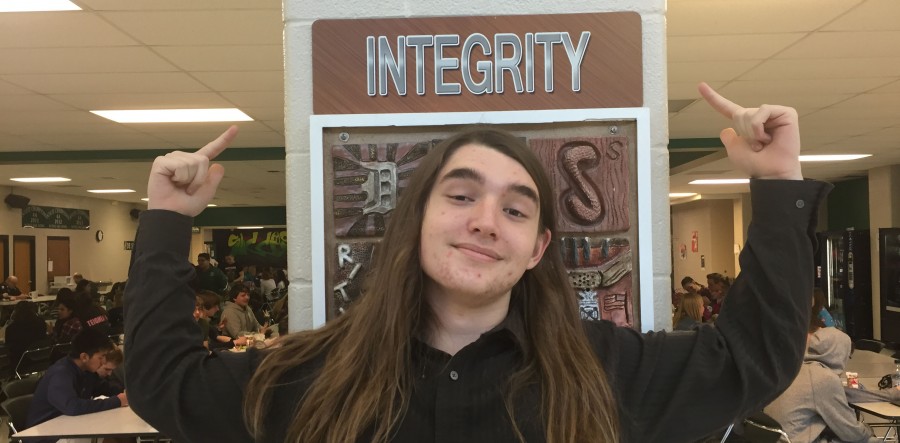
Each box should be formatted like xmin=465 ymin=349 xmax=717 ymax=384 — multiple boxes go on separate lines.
xmin=52 ymin=295 xmax=83 ymax=345
xmin=673 ymin=292 xmax=704 ymax=331
xmin=5 ymin=301 xmax=50 ymax=377
xmin=704 ymin=273 xmax=731 ymax=322
xmin=196 ymin=290 xmax=247 ymax=350
xmin=89 ymin=348 xmax=125 ymax=396
xmin=764 ymin=326 xmax=880 ymax=443
xmin=26 ymin=329 xmax=128 ymax=430
xmin=220 ymin=285 xmax=267 ymax=339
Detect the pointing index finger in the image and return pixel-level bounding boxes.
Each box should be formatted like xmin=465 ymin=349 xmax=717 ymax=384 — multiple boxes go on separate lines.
xmin=698 ymin=82 xmax=742 ymax=119
xmin=195 ymin=125 xmax=239 ymax=160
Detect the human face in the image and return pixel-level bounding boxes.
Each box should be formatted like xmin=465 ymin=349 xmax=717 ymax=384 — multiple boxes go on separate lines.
xmin=419 ymin=144 xmax=551 ymax=304
xmin=80 ymin=351 xmax=107 ymax=373
xmin=203 ymin=305 xmax=219 ymax=317
xmin=193 ymin=305 xmax=203 ymax=321
xmin=96 ymin=361 xmax=117 ymax=378
xmin=58 ymin=304 xmax=72 ymax=320
xmin=197 ymin=257 xmax=210 ymax=270
xmin=234 ymin=291 xmax=250 ymax=307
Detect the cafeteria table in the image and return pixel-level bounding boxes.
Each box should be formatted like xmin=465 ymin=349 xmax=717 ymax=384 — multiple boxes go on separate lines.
xmin=13 ymin=406 xmax=161 ymax=443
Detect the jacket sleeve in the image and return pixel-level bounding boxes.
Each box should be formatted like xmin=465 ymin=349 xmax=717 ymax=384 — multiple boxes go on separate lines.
xmin=124 ymin=210 xmax=258 ymax=442
xmin=47 ymin=370 xmax=120 ymax=415
xmin=592 ymin=179 xmax=832 ymax=442
xmin=814 ymin=377 xmax=879 ymax=443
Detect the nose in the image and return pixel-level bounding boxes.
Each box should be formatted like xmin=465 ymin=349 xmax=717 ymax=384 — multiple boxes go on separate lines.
xmin=468 ymin=198 xmax=499 ymax=238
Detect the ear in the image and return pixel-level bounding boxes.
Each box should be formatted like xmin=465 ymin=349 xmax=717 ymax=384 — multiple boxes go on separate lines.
xmin=79 ymin=352 xmax=90 ymax=362
xmin=525 ymin=228 xmax=552 ymax=270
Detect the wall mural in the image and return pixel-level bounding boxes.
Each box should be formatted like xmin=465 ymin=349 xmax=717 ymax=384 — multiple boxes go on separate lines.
xmin=325 ymin=129 xmax=635 ymax=327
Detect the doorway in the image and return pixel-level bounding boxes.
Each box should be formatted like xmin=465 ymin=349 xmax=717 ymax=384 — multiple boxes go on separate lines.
xmin=13 ymin=236 xmax=35 ymax=294
xmin=47 ymin=236 xmax=70 ymax=285
xmin=0 ymin=235 xmax=8 ymax=280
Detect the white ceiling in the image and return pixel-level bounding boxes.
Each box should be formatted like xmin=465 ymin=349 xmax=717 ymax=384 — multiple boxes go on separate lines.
xmin=1 ymin=0 xmax=899 ymax=206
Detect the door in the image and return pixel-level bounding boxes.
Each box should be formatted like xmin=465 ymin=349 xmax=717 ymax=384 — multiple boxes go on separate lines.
xmin=13 ymin=236 xmax=35 ymax=294
xmin=880 ymin=228 xmax=900 ymax=343
xmin=47 ymin=236 xmax=70 ymax=284
xmin=0 ymin=235 xmax=8 ymax=280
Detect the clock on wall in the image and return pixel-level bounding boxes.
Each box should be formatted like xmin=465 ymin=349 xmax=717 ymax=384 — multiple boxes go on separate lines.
xmin=95 ymin=230 xmax=104 ymax=242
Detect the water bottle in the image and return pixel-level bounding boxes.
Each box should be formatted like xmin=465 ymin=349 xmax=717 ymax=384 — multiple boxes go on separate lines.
xmin=893 ymin=359 xmax=900 ymax=388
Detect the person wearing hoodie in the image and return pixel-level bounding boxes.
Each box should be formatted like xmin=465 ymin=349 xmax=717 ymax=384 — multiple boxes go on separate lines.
xmin=764 ymin=326 xmax=894 ymax=443
xmin=220 ymin=284 xmax=267 ymax=339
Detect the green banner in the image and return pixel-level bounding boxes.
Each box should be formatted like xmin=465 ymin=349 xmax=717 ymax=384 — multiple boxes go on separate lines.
xmin=22 ymin=205 xmax=90 ymax=230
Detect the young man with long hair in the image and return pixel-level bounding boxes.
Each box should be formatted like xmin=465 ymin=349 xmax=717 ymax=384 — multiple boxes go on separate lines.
xmin=125 ymin=83 xmax=831 ymax=442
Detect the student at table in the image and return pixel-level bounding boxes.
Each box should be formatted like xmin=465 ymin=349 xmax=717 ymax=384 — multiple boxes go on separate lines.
xmin=764 ymin=326 xmax=881 ymax=443
xmin=220 ymin=285 xmax=267 ymax=339
xmin=26 ymin=329 xmax=128 ymax=432
xmin=5 ymin=301 xmax=50 ymax=377
xmin=125 ymin=84 xmax=831 ymax=442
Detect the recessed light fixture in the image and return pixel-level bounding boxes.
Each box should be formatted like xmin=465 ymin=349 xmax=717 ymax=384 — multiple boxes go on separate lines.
xmin=0 ymin=0 xmax=80 ymax=12
xmin=799 ymin=154 xmax=871 ymax=162
xmin=688 ymin=179 xmax=750 ymax=185
xmin=90 ymin=108 xmax=253 ymax=123
xmin=669 ymin=193 xmax=698 ymax=198
xmin=236 ymin=226 xmax=263 ymax=230
xmin=11 ymin=177 xmax=71 ymax=183
xmin=87 ymin=189 xmax=136 ymax=194
xmin=141 ymin=198 xmax=149 ymax=202
xmin=207 ymin=204 xmax=217 ymax=207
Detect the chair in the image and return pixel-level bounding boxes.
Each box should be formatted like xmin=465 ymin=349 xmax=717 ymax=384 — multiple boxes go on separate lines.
xmin=14 ymin=346 xmax=52 ymax=380
xmin=1 ymin=393 xmax=33 ymax=436
xmin=854 ymin=339 xmax=885 ymax=354
xmin=722 ymin=412 xmax=791 ymax=443
xmin=2 ymin=376 xmax=40 ymax=399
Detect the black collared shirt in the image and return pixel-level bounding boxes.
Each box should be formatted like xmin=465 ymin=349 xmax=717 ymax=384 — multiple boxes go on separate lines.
xmin=126 ymin=179 xmax=831 ymax=443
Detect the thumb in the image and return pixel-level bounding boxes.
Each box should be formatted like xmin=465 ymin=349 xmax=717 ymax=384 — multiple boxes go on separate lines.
xmin=719 ymin=128 xmax=742 ymax=150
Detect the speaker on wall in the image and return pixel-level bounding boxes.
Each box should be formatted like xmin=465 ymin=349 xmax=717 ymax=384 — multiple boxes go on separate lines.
xmin=4 ymin=194 xmax=30 ymax=209
xmin=129 ymin=208 xmax=141 ymax=220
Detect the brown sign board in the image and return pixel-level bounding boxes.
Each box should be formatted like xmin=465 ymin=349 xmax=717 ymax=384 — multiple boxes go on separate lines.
xmin=312 ymin=12 xmax=642 ymax=114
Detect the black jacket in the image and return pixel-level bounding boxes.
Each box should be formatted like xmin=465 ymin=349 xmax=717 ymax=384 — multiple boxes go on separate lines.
xmin=125 ymin=179 xmax=831 ymax=442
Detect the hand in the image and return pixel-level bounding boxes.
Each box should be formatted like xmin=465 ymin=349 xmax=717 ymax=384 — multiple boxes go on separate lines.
xmin=217 ymin=318 xmax=228 ymax=331
xmin=233 ymin=336 xmax=248 ymax=346
xmin=698 ymin=83 xmax=802 ymax=181
xmin=146 ymin=126 xmax=238 ymax=216
xmin=117 ymin=392 xmax=128 ymax=407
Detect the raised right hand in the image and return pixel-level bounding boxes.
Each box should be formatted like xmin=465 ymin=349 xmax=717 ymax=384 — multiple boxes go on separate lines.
xmin=146 ymin=126 xmax=238 ymax=216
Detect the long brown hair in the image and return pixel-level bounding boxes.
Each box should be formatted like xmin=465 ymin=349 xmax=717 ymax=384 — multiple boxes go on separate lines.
xmin=673 ymin=292 xmax=704 ymax=326
xmin=244 ymin=128 xmax=620 ymax=442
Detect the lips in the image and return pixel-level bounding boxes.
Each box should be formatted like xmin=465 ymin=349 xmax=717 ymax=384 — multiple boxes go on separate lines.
xmin=454 ymin=243 xmax=502 ymax=261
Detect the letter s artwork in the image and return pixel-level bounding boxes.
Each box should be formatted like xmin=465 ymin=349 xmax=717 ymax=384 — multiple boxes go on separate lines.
xmin=531 ymin=135 xmax=633 ymax=327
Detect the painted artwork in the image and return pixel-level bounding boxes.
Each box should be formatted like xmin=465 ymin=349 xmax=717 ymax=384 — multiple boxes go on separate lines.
xmin=530 ymin=137 xmax=630 ymax=233
xmin=564 ymin=236 xmax=633 ymax=327
xmin=325 ymin=129 xmax=636 ymax=325
xmin=332 ymin=241 xmax=377 ymax=316
xmin=332 ymin=141 xmax=434 ymax=237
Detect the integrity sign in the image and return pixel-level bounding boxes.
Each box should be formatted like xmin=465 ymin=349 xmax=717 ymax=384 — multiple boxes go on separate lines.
xmin=312 ymin=13 xmax=642 ymax=114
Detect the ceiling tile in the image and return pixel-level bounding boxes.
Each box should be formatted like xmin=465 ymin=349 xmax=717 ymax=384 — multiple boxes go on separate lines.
xmin=668 ymin=61 xmax=759 ymax=83
xmin=777 ymin=31 xmax=900 ymax=59
xmin=717 ymin=78 xmax=892 ymax=96
xmin=154 ymin=45 xmax=283 ymax=71
xmin=823 ymin=0 xmax=900 ymax=31
xmin=668 ymin=81 xmax=726 ymax=100
xmin=191 ymin=71 xmax=283 ymax=92
xmin=0 ymin=94 xmax=72 ymax=112
xmin=0 ymin=134 xmax=50 ymax=151
xmin=0 ymin=80 xmax=29 ymax=94
xmin=242 ymin=107 xmax=285 ymax=121
xmin=1 ymin=73 xmax=210 ymax=95
xmin=52 ymin=92 xmax=232 ymax=110
xmin=668 ymin=34 xmax=806 ymax=62
xmin=0 ymin=47 xmax=177 ymax=75
xmin=667 ymin=0 xmax=861 ymax=36
xmin=131 ymin=121 xmax=275 ymax=135
xmin=221 ymin=91 xmax=284 ymax=108
xmin=261 ymin=119 xmax=284 ymax=133
xmin=29 ymin=132 xmax=175 ymax=150
xmin=79 ymin=0 xmax=281 ymax=11
xmin=0 ymin=12 xmax=138 ymax=48
xmin=742 ymin=57 xmax=900 ymax=80
xmin=101 ymin=10 xmax=282 ymax=46
xmin=870 ymin=79 xmax=900 ymax=93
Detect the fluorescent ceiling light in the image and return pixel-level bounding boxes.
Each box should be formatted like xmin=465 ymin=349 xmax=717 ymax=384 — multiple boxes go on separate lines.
xmin=669 ymin=193 xmax=697 ymax=198
xmin=141 ymin=198 xmax=149 ymax=201
xmin=11 ymin=177 xmax=71 ymax=183
xmin=90 ymin=108 xmax=252 ymax=123
xmin=88 ymin=189 xmax=135 ymax=194
xmin=207 ymin=204 xmax=217 ymax=207
xmin=0 ymin=0 xmax=80 ymax=12
xmin=799 ymin=154 xmax=871 ymax=162
xmin=236 ymin=226 xmax=263 ymax=230
xmin=689 ymin=179 xmax=750 ymax=185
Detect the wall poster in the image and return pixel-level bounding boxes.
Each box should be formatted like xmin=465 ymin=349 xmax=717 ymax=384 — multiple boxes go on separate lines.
xmin=310 ymin=109 xmax=654 ymax=330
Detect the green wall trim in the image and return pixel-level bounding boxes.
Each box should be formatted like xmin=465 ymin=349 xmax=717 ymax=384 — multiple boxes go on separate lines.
xmin=827 ymin=177 xmax=869 ymax=230
xmin=668 ymin=138 xmax=724 ymax=150
xmin=0 ymin=147 xmax=285 ymax=164
xmin=193 ymin=206 xmax=287 ymax=227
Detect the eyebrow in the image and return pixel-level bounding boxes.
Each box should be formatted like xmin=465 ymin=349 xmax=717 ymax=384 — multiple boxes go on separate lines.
xmin=439 ymin=167 xmax=539 ymax=204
